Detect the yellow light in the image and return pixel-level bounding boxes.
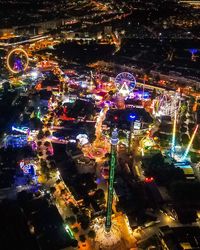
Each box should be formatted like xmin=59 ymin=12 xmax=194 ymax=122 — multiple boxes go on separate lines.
xmin=7 ymin=48 xmax=29 ymax=74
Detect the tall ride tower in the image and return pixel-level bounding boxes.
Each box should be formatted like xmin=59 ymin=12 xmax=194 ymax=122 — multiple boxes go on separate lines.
xmin=171 ymin=110 xmax=177 ymax=158
xmin=105 ymin=128 xmax=119 ymax=231
xmin=94 ymin=128 xmax=125 ymax=250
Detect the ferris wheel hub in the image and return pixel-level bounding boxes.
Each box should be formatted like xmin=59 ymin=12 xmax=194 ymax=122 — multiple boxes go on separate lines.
xmin=115 ymin=72 xmax=136 ymax=97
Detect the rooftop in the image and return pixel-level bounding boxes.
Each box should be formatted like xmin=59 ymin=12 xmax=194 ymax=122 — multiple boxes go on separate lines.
xmin=159 ymin=226 xmax=200 ymax=250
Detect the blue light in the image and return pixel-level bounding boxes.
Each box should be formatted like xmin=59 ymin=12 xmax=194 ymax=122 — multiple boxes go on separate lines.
xmin=189 ymin=48 xmax=198 ymax=54
xmin=12 ymin=126 xmax=29 ymax=134
xmin=129 ymin=114 xmax=136 ymax=120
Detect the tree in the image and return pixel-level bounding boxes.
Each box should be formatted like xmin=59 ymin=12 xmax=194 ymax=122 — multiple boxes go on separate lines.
xmin=30 ymin=117 xmax=42 ymax=130
xmin=118 ymin=130 xmax=127 ymax=140
xmin=38 ymin=152 xmax=43 ymax=157
xmin=61 ymin=189 xmax=66 ymax=196
xmin=88 ymin=230 xmax=96 ymax=239
xmin=79 ymin=234 xmax=86 ymax=242
xmin=50 ymin=186 xmax=56 ymax=194
xmin=190 ymin=152 xmax=200 ymax=163
xmin=46 ymin=155 xmax=54 ymax=161
xmin=181 ymin=115 xmax=187 ymax=122
xmin=193 ymin=136 xmax=200 ymax=150
xmin=37 ymin=130 xmax=44 ymax=140
xmin=94 ymin=189 xmax=105 ymax=201
xmin=180 ymin=103 xmax=187 ymax=114
xmin=40 ymin=160 xmax=48 ymax=168
xmin=44 ymin=141 xmax=50 ymax=147
xmin=49 ymin=161 xmax=56 ymax=169
xmin=46 ymin=150 xmax=52 ymax=156
xmin=66 ymin=215 xmax=76 ymax=225
xmin=41 ymin=164 xmax=49 ymax=176
xmin=56 ymin=179 xmax=61 ymax=185
xmin=142 ymin=153 xmax=185 ymax=186
xmin=71 ymin=240 xmax=78 ymax=248
xmin=181 ymin=134 xmax=189 ymax=145
xmin=180 ymin=126 xmax=187 ymax=133
xmin=77 ymin=214 xmax=90 ymax=230
xmin=45 ymin=130 xmax=51 ymax=137
xmin=151 ymin=88 xmax=157 ymax=100
xmin=188 ymin=123 xmax=195 ymax=134
xmin=71 ymin=205 xmax=79 ymax=215
xmin=72 ymin=227 xmax=79 ymax=233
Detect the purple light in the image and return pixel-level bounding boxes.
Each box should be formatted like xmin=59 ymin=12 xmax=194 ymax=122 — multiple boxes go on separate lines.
xmin=13 ymin=58 xmax=23 ymax=72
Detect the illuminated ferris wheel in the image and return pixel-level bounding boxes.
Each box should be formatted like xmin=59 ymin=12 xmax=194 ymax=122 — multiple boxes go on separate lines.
xmin=7 ymin=48 xmax=29 ymax=74
xmin=115 ymin=72 xmax=136 ymax=96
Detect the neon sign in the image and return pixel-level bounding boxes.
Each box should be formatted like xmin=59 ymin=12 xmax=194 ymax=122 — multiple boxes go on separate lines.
xmin=12 ymin=126 xmax=29 ymax=134
xmin=19 ymin=160 xmax=36 ymax=175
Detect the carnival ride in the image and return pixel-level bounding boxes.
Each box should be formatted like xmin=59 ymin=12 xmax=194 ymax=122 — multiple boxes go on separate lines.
xmin=153 ymin=92 xmax=180 ymax=117
xmin=169 ymin=114 xmax=198 ymax=179
xmin=169 ymin=110 xmax=198 ymax=163
xmin=7 ymin=48 xmax=29 ymax=74
xmin=115 ymin=72 xmax=136 ymax=97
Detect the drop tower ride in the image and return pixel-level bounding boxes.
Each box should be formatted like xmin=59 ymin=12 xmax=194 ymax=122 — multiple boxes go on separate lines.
xmin=105 ymin=128 xmax=119 ymax=231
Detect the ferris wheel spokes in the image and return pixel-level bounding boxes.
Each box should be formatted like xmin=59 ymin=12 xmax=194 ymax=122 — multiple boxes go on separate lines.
xmin=115 ymin=72 xmax=136 ymax=97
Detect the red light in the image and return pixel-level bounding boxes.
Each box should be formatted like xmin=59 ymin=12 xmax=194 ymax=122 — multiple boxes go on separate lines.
xmin=114 ymin=116 xmax=118 ymax=121
xmin=145 ymin=177 xmax=154 ymax=183
xmin=63 ymin=107 xmax=67 ymax=113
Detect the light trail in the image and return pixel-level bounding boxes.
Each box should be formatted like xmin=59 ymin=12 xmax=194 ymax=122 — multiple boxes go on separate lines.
xmin=182 ymin=124 xmax=199 ymax=161
xmin=171 ymin=110 xmax=177 ymax=158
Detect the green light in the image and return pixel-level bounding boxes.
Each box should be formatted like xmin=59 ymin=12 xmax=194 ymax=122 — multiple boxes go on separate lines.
xmin=105 ymin=129 xmax=118 ymax=232
xmin=65 ymin=224 xmax=74 ymax=239
xmin=105 ymin=147 xmax=116 ymax=230
xmin=37 ymin=110 xmax=41 ymax=120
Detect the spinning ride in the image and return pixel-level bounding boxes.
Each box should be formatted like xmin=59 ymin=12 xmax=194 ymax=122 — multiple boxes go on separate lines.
xmin=7 ymin=48 xmax=29 ymax=74
xmin=153 ymin=93 xmax=180 ymax=117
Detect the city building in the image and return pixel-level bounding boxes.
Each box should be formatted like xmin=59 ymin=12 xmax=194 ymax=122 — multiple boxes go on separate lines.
xmin=158 ymin=226 xmax=200 ymax=250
